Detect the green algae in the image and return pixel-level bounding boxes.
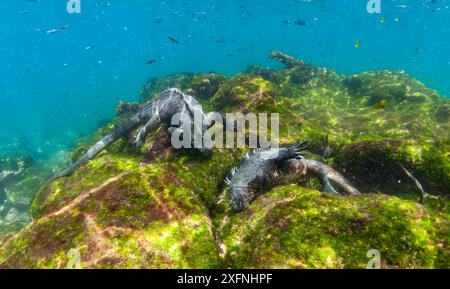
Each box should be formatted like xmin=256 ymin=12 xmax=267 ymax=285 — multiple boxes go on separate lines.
xmin=4 ymin=145 xmax=242 ymax=268
xmin=30 ymin=154 xmax=141 ymax=218
xmin=212 ymin=75 xmax=277 ymax=112
xmin=1 ymin=53 xmax=449 ymax=268
xmin=334 ymin=140 xmax=450 ymax=198
xmin=2 ymin=156 xmax=226 ymax=268
xmin=216 ymin=185 xmax=449 ymax=269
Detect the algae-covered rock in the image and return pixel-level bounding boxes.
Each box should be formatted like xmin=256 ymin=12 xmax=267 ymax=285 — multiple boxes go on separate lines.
xmin=0 ymin=156 xmax=29 ymax=190
xmin=211 ymin=75 xmax=277 ymax=112
xmin=69 ymin=117 xmax=138 ymax=164
xmin=4 ymin=167 xmax=49 ymax=207
xmin=0 ymin=52 xmax=449 ymax=268
xmin=140 ymin=73 xmax=226 ymax=105
xmin=0 ymin=207 xmax=30 ymax=235
xmin=216 ymin=185 xmax=449 ymax=269
xmin=0 ymin=156 xmax=29 ymax=174
xmin=335 ymin=140 xmax=450 ymax=197
xmin=4 ymin=170 xmax=218 ymax=268
xmin=344 ymin=70 xmax=440 ymax=106
xmin=2 ymin=148 xmax=240 ymax=268
xmin=183 ymin=73 xmax=226 ymax=101
xmin=140 ymin=73 xmax=195 ymax=103
xmin=246 ymin=65 xmax=281 ymax=84
xmin=0 ymin=157 xmax=46 ymax=235
xmin=276 ymin=68 xmax=449 ymax=155
xmin=115 ymin=101 xmax=142 ymax=117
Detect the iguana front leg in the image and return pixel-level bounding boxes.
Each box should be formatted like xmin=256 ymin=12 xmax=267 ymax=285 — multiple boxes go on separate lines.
xmin=135 ymin=114 xmax=161 ymax=150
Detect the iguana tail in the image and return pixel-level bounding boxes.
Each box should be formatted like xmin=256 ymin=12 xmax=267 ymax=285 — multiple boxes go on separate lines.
xmin=53 ymin=109 xmax=150 ymax=179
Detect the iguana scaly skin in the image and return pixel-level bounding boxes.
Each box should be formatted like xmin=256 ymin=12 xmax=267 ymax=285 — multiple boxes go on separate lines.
xmin=54 ymin=88 xmax=211 ymax=179
xmin=226 ymin=141 xmax=361 ymax=212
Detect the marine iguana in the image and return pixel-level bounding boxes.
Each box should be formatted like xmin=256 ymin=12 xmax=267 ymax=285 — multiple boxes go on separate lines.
xmin=54 ymin=88 xmax=212 ymax=179
xmin=225 ymin=141 xmax=361 ymax=212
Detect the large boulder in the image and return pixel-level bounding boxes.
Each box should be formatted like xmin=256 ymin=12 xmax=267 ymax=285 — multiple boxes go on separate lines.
xmin=215 ymin=185 xmax=449 ymax=268
xmin=140 ymin=73 xmax=226 ymax=104
xmin=2 ymin=149 xmax=239 ymax=268
xmin=0 ymin=53 xmax=448 ymax=268
xmin=335 ymin=140 xmax=450 ymax=197
xmin=211 ymin=75 xmax=277 ymax=112
xmin=0 ymin=156 xmax=40 ymax=234
xmin=343 ymin=70 xmax=440 ymax=106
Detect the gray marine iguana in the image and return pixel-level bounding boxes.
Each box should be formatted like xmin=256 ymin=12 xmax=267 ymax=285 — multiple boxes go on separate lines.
xmin=54 ymin=88 xmax=212 ymax=179
xmin=225 ymin=141 xmax=361 ymax=212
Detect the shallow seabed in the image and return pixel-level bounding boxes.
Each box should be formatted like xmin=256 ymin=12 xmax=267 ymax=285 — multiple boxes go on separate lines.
xmin=0 ymin=1 xmax=449 ymax=268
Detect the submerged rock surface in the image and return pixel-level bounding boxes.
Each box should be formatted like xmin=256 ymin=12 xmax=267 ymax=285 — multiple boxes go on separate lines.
xmin=0 ymin=53 xmax=448 ymax=268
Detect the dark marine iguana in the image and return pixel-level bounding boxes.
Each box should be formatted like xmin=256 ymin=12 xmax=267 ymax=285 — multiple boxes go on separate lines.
xmin=54 ymin=88 xmax=212 ymax=179
xmin=225 ymin=141 xmax=361 ymax=212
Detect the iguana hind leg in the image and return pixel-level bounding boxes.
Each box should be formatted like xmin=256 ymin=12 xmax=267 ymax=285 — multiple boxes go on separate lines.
xmin=279 ymin=159 xmax=361 ymax=196
xmin=319 ymin=171 xmax=342 ymax=196
xmin=303 ymin=159 xmax=361 ymax=196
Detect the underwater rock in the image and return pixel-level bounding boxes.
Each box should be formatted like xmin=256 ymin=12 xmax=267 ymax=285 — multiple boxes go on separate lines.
xmin=245 ymin=65 xmax=281 ymax=84
xmin=1 ymin=148 xmax=239 ymax=268
xmin=183 ymin=73 xmax=226 ymax=100
xmin=0 ymin=156 xmax=30 ymax=171
xmin=343 ymin=70 xmax=440 ymax=106
xmin=289 ymin=65 xmax=319 ymax=85
xmin=4 ymin=208 xmax=29 ymax=226
xmin=269 ymin=51 xmax=322 ymax=85
xmin=140 ymin=73 xmax=226 ymax=105
xmin=0 ymin=157 xmax=36 ymax=234
xmin=215 ymin=185 xmax=449 ymax=268
xmin=0 ymin=205 xmax=31 ymax=235
xmin=140 ymin=73 xmax=195 ymax=103
xmin=1 ymin=55 xmax=449 ymax=268
xmin=4 ymin=168 xmax=47 ymax=207
xmin=140 ymin=127 xmax=175 ymax=161
xmin=115 ymin=101 xmax=143 ymax=117
xmin=211 ymin=75 xmax=277 ymax=112
xmin=335 ymin=140 xmax=450 ymax=198
xmin=269 ymin=51 xmax=305 ymax=68
xmin=264 ymin=55 xmax=450 ymax=157
xmin=0 ymin=208 xmax=30 ymax=235
xmin=0 ymin=157 xmax=29 ymax=189
xmin=434 ymin=102 xmax=450 ymax=123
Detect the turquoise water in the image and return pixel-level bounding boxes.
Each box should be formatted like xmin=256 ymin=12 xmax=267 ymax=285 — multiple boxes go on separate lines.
xmin=0 ymin=0 xmax=449 ymax=161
